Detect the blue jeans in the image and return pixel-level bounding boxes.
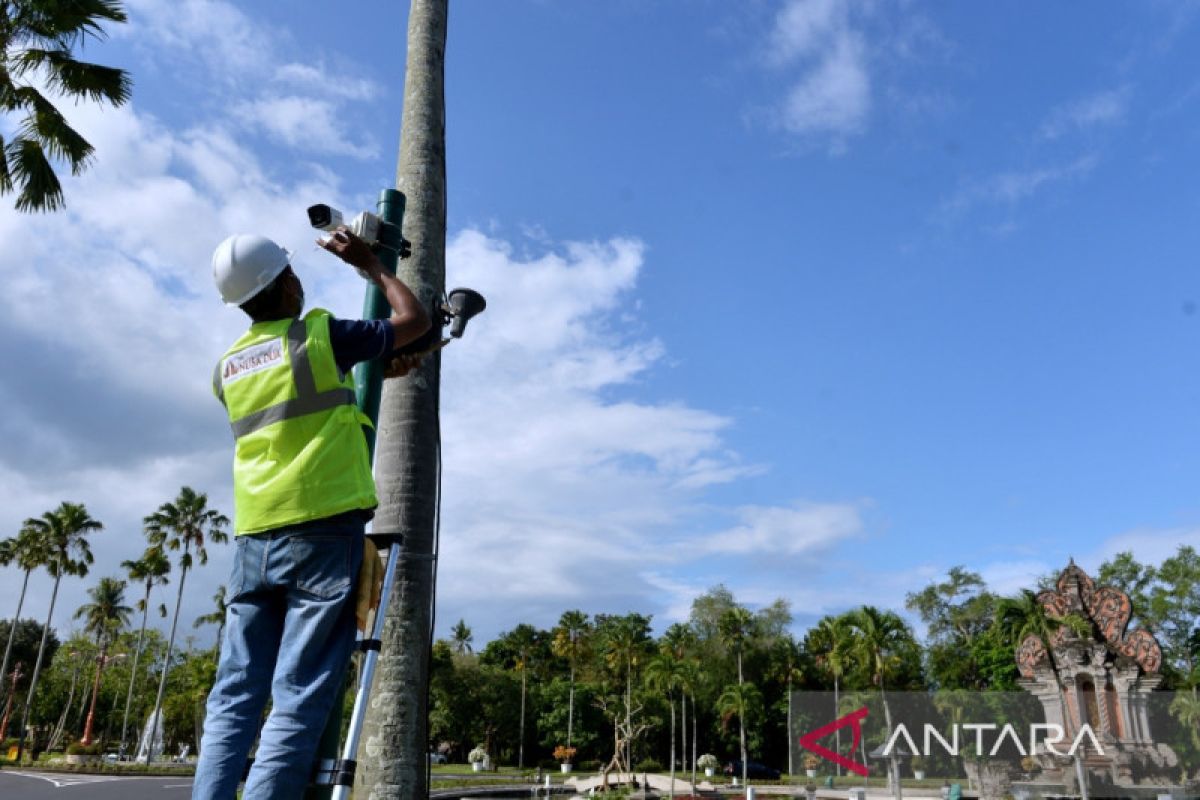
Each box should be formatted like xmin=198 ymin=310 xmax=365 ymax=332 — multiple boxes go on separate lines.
xmin=193 ymin=519 xmax=364 ymax=800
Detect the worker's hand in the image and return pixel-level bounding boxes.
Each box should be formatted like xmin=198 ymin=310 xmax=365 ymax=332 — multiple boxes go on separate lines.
xmin=384 ymin=353 xmax=424 ymax=379
xmin=317 ymin=226 xmax=380 ymax=273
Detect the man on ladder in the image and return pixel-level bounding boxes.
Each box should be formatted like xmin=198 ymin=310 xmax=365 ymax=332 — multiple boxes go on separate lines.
xmin=195 ymin=228 xmax=429 ymax=800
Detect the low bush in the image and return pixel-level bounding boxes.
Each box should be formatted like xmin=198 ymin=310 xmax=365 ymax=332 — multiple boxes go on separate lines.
xmin=634 ymin=758 xmax=663 ymax=772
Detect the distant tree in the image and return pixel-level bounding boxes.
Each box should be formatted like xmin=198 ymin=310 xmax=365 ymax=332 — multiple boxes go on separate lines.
xmin=0 ymin=0 xmax=133 ymax=211
xmin=16 ymin=501 xmax=101 ymax=755
xmin=551 ymin=610 xmax=591 ymax=748
xmin=1149 ymin=546 xmax=1200 ymax=681
xmin=73 ymin=576 xmax=131 ymax=744
xmin=718 ymin=606 xmax=755 ymax=787
xmin=0 ymin=525 xmax=51 ymax=705
xmin=119 ymin=543 xmax=170 ymax=754
xmin=142 ymin=486 xmax=229 ymax=760
xmin=451 ymin=619 xmax=473 ymax=655
xmin=192 ymin=585 xmax=228 ymax=656
xmin=645 ymin=651 xmax=687 ymax=798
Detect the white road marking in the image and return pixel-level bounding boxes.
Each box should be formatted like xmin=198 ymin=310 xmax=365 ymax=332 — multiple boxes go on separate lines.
xmin=3 ymin=770 xmax=148 ymax=787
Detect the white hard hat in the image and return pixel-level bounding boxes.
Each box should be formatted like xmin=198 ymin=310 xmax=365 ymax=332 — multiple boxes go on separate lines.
xmin=212 ymin=234 xmax=293 ymax=305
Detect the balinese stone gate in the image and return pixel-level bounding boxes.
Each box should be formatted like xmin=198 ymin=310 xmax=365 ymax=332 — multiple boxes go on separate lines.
xmin=1015 ymin=561 xmax=1177 ymax=788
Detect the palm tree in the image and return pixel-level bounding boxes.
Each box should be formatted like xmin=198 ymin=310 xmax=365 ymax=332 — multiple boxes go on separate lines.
xmin=118 ymin=543 xmax=170 ymax=756
xmin=74 ymin=577 xmax=131 ymax=744
xmin=450 ymin=619 xmax=473 ymax=655
xmin=356 ymin=1 xmax=448 ymax=796
xmin=718 ymin=607 xmax=755 ymax=788
xmin=644 ymin=652 xmax=686 ymax=799
xmin=551 ymin=610 xmax=590 ymax=748
xmin=508 ymin=624 xmax=539 ymax=770
xmin=142 ymin=486 xmax=229 ymax=760
xmin=0 ymin=525 xmax=51 ymax=710
xmin=769 ymin=636 xmax=804 ymax=777
xmin=811 ymin=616 xmax=855 ymax=775
xmin=660 ymin=623 xmax=695 ymax=780
xmin=192 ymin=585 xmax=228 ymax=656
xmin=16 ymin=501 xmax=101 ymax=758
xmin=0 ymin=0 xmax=133 ymax=211
xmin=846 ymin=606 xmax=911 ymax=800
xmin=716 ymin=680 xmax=762 ymax=786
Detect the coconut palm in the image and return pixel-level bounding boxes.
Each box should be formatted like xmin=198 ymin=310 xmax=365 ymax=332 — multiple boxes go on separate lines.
xmin=811 ymin=615 xmax=856 ymax=775
xmin=192 ymin=584 xmax=229 ymax=656
xmin=718 ymin=606 xmax=756 ymax=788
xmin=644 ymin=652 xmax=687 ymax=799
xmin=118 ymin=543 xmax=170 ymax=755
xmin=716 ymin=680 xmax=763 ymax=785
xmin=551 ymin=610 xmax=590 ymax=749
xmin=660 ymin=624 xmax=696 ymax=780
xmin=74 ymin=576 xmax=131 ymax=744
xmin=508 ymin=624 xmax=539 ymax=769
xmin=450 ymin=619 xmax=473 ymax=655
xmin=0 ymin=525 xmax=51 ymax=710
xmin=0 ymin=0 xmax=133 ymax=211
xmin=142 ymin=486 xmax=229 ymax=760
xmin=16 ymin=501 xmax=101 ymax=757
xmin=846 ymin=606 xmax=912 ymax=800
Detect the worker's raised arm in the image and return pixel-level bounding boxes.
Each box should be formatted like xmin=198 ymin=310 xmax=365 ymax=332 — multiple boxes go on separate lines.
xmin=318 ymin=228 xmax=431 ymax=349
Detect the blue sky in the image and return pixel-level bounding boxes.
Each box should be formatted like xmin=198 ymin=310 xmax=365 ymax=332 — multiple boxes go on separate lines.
xmin=2 ymin=0 xmax=1200 ymax=646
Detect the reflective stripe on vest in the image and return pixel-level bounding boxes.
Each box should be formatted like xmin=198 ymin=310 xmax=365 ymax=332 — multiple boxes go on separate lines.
xmin=215 ymin=318 xmax=356 ymax=437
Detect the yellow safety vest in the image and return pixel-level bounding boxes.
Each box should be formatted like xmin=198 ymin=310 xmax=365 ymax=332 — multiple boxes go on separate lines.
xmin=213 ymin=309 xmax=377 ymax=535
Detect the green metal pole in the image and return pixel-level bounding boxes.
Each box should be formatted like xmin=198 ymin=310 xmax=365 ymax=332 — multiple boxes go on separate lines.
xmin=305 ymin=188 xmax=406 ymax=800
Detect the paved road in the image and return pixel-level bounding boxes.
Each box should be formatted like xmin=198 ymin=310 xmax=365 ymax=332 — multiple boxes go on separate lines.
xmin=0 ymin=770 xmax=193 ymax=799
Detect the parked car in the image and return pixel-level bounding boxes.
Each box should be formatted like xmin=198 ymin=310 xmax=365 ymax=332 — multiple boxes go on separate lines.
xmin=429 ymin=752 xmax=447 ymax=764
xmin=724 ymin=760 xmax=782 ymax=780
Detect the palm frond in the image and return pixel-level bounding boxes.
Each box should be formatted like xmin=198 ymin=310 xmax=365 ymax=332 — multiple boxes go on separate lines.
xmin=9 ymin=0 xmax=128 ymax=48
xmin=7 ymin=136 xmax=67 ymax=211
xmin=12 ymin=86 xmax=95 ymax=171
xmin=15 ymin=48 xmax=131 ymax=105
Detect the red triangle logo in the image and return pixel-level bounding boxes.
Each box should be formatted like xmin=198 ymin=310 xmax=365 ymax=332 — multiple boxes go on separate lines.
xmin=797 ymin=706 xmax=870 ymax=777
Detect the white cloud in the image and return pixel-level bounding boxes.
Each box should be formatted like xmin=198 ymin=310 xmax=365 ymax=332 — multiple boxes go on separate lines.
xmin=124 ymin=0 xmax=381 ymax=159
xmin=941 ymin=153 xmax=1099 ymax=217
xmin=780 ymin=32 xmax=871 ymax=140
xmin=768 ymin=0 xmax=846 ymax=66
xmin=1040 ymin=87 xmax=1131 ymax=140
xmin=762 ymin=0 xmax=871 ymax=149
xmin=689 ymin=502 xmax=864 ymax=557
xmin=233 ymin=96 xmax=379 ymax=160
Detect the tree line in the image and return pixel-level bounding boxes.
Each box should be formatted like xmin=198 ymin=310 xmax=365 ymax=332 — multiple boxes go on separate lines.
xmin=429 ymin=548 xmax=1199 ymax=781
xmin=2 ymin=510 xmax=1196 ymax=775
xmin=0 ymin=487 xmax=228 ymax=758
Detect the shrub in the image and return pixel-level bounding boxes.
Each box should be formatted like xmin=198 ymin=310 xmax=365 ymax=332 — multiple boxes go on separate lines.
xmin=697 ymin=754 xmax=720 ymax=770
xmin=65 ymin=742 xmax=101 ymax=756
xmin=634 ymin=758 xmax=662 ymax=772
xmin=553 ymin=744 xmax=577 ymax=763
xmin=468 ymin=746 xmax=489 ymax=764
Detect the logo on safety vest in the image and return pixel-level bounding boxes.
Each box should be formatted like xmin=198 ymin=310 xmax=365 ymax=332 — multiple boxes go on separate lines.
xmin=223 ymin=338 xmax=284 ymax=385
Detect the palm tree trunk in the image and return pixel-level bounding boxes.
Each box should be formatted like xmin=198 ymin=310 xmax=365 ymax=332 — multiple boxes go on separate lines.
xmin=737 ymin=652 xmax=747 ymax=789
xmin=16 ymin=572 xmax=62 ymax=758
xmin=355 ymin=2 xmax=447 ymax=797
xmin=567 ymin=661 xmax=575 ymax=748
xmin=149 ymin=561 xmax=188 ymax=761
xmin=0 ymin=568 xmax=31 ymax=709
xmin=120 ymin=585 xmax=152 ymax=755
xmin=690 ymin=693 xmax=697 ymax=788
xmin=668 ymin=694 xmax=676 ymax=800
xmin=81 ymin=641 xmax=106 ymax=744
xmin=680 ymin=687 xmax=687 ymax=780
xmin=47 ymin=653 xmax=83 ymax=750
xmin=880 ymin=685 xmax=901 ymax=800
xmin=834 ymin=675 xmax=841 ymax=776
xmin=519 ymin=668 xmax=527 ymax=769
